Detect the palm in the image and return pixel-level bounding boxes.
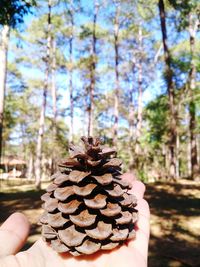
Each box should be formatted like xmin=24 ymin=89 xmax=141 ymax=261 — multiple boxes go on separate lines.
xmin=0 ymin=174 xmax=150 ymax=267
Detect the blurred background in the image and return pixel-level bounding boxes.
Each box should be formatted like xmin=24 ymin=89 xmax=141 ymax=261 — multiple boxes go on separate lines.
xmin=0 ymin=0 xmax=199 ymax=266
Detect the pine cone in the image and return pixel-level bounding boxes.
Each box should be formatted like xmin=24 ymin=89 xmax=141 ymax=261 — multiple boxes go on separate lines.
xmin=39 ymin=136 xmax=138 ymax=256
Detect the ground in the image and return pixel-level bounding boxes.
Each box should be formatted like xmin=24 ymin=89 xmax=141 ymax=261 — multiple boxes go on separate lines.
xmin=0 ymin=179 xmax=199 ymax=267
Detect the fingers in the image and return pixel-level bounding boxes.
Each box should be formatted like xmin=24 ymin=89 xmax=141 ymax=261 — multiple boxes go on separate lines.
xmin=129 ymin=180 xmax=145 ymax=199
xmin=0 ymin=212 xmax=30 ymax=257
xmin=128 ymin=199 xmax=150 ymax=259
xmin=122 ymin=173 xmax=150 ymax=259
xmin=122 ymin=172 xmax=146 ymax=199
xmin=121 ymin=172 xmax=137 ymax=184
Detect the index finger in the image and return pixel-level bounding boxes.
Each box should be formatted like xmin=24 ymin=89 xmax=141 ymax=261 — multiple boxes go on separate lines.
xmin=121 ymin=173 xmax=146 ymax=199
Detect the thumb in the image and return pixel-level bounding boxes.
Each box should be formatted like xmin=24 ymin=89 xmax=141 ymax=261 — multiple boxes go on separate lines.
xmin=0 ymin=212 xmax=30 ymax=257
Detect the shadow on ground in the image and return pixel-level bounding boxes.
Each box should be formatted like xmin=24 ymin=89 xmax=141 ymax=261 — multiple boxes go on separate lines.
xmin=146 ymin=181 xmax=200 ymax=267
xmin=0 ymin=180 xmax=199 ymax=266
xmin=0 ymin=187 xmax=44 ymax=249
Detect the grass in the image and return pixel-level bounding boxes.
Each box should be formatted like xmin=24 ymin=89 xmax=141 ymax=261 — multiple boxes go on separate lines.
xmin=0 ymin=179 xmax=199 ymax=266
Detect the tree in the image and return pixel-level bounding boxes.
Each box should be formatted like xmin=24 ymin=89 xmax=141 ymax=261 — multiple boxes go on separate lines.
xmin=187 ymin=6 xmax=200 ymax=179
xmin=112 ymin=0 xmax=120 ymax=146
xmin=0 ymin=25 xmax=9 ymax=163
xmin=87 ymin=0 xmax=99 ymax=137
xmin=78 ymin=0 xmax=103 ymax=137
xmin=0 ymin=0 xmax=35 ymax=164
xmin=68 ymin=0 xmax=75 ymax=142
xmin=158 ymin=0 xmax=177 ymax=180
xmin=168 ymin=0 xmax=200 ymax=179
xmin=35 ymin=0 xmax=52 ymax=189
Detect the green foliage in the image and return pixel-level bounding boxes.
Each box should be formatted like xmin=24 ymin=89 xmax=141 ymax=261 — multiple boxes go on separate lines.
xmin=137 ymin=169 xmax=148 ymax=183
xmin=0 ymin=0 xmax=36 ymax=27
xmin=168 ymin=0 xmax=200 ymax=30
xmin=145 ymin=95 xmax=168 ymax=148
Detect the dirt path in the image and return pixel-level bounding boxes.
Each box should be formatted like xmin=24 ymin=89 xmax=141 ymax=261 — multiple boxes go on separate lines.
xmin=0 ymin=179 xmax=199 ymax=266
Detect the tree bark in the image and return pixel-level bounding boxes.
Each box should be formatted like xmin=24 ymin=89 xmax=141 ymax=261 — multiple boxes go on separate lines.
xmin=88 ymin=0 xmax=99 ymax=137
xmin=27 ymin=153 xmax=34 ymax=180
xmin=113 ymin=3 xmax=120 ymax=146
xmin=128 ymin=87 xmax=134 ymax=170
xmin=69 ymin=0 xmax=74 ymax=142
xmin=135 ymin=26 xmax=143 ymax=155
xmin=158 ymin=0 xmax=177 ymax=180
xmin=187 ymin=130 xmax=191 ymax=177
xmin=35 ymin=0 xmax=52 ymax=189
xmin=188 ymin=13 xmax=199 ymax=180
xmin=0 ymin=25 xmax=10 ymax=164
xmin=50 ymin=38 xmax=57 ymax=174
xmin=51 ymin=38 xmax=57 ymax=136
xmin=176 ymin=133 xmax=180 ymax=179
xmin=197 ymin=134 xmax=200 ymax=166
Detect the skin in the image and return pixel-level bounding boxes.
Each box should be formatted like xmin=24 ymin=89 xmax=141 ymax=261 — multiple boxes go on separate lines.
xmin=0 ymin=173 xmax=150 ymax=267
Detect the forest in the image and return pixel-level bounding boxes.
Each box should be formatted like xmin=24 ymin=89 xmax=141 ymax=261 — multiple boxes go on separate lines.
xmin=0 ymin=1 xmax=200 ymax=266
xmin=0 ymin=0 xmax=199 ymax=187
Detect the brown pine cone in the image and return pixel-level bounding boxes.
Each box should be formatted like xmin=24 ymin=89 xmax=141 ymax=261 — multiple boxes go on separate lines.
xmin=39 ymin=136 xmax=138 ymax=256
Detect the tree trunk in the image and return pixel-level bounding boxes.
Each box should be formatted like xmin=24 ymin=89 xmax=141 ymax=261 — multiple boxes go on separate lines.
xmin=128 ymin=88 xmax=134 ymax=170
xmin=0 ymin=25 xmax=9 ymax=164
xmin=188 ymin=13 xmax=199 ymax=180
xmin=113 ymin=3 xmax=120 ymax=146
xmin=69 ymin=0 xmax=74 ymax=142
xmin=88 ymin=0 xmax=99 ymax=137
xmin=50 ymin=38 xmax=57 ymax=174
xmin=162 ymin=143 xmax=168 ymax=174
xmin=185 ymin=106 xmax=191 ymax=177
xmin=176 ymin=133 xmax=180 ymax=179
xmin=51 ymin=38 xmax=57 ymax=136
xmin=158 ymin=0 xmax=177 ymax=180
xmin=27 ymin=154 xmax=34 ymax=180
xmin=187 ymin=133 xmax=191 ymax=178
xmin=135 ymin=26 xmax=143 ymax=155
xmin=197 ymin=134 xmax=200 ymax=166
xmin=35 ymin=0 xmax=52 ymax=189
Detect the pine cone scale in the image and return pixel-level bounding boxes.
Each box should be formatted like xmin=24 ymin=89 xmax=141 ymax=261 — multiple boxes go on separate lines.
xmin=58 ymin=199 xmax=81 ymax=214
xmin=92 ymin=173 xmax=113 ymax=185
xmin=84 ymin=194 xmax=107 ymax=209
xmin=69 ymin=209 xmax=97 ymax=227
xmin=76 ymin=240 xmax=101 ymax=255
xmin=54 ymin=187 xmax=74 ymax=201
xmin=69 ymin=170 xmax=91 ymax=183
xmin=58 ymin=225 xmax=86 ymax=247
xmin=85 ymin=221 xmax=112 ymax=240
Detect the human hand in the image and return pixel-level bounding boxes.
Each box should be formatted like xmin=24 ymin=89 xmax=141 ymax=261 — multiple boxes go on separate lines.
xmin=0 ymin=173 xmax=150 ymax=267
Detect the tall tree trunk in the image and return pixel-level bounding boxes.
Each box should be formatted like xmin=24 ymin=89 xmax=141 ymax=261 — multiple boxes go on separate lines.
xmin=197 ymin=134 xmax=200 ymax=166
xmin=27 ymin=153 xmax=34 ymax=180
xmin=69 ymin=0 xmax=74 ymax=142
xmin=135 ymin=26 xmax=143 ymax=155
xmin=35 ymin=0 xmax=52 ymax=189
xmin=187 ymin=134 xmax=192 ymax=177
xmin=0 ymin=25 xmax=9 ymax=164
xmin=186 ymin=107 xmax=191 ymax=177
xmin=113 ymin=3 xmax=120 ymax=146
xmin=88 ymin=0 xmax=99 ymax=136
xmin=175 ymin=101 xmax=181 ymax=179
xmin=188 ymin=13 xmax=199 ymax=180
xmin=158 ymin=0 xmax=177 ymax=180
xmin=51 ymin=38 xmax=57 ymax=136
xmin=162 ymin=143 xmax=168 ymax=173
xmin=176 ymin=133 xmax=180 ymax=179
xmin=51 ymin=38 xmax=57 ymax=174
xmin=128 ymin=87 xmax=134 ymax=170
